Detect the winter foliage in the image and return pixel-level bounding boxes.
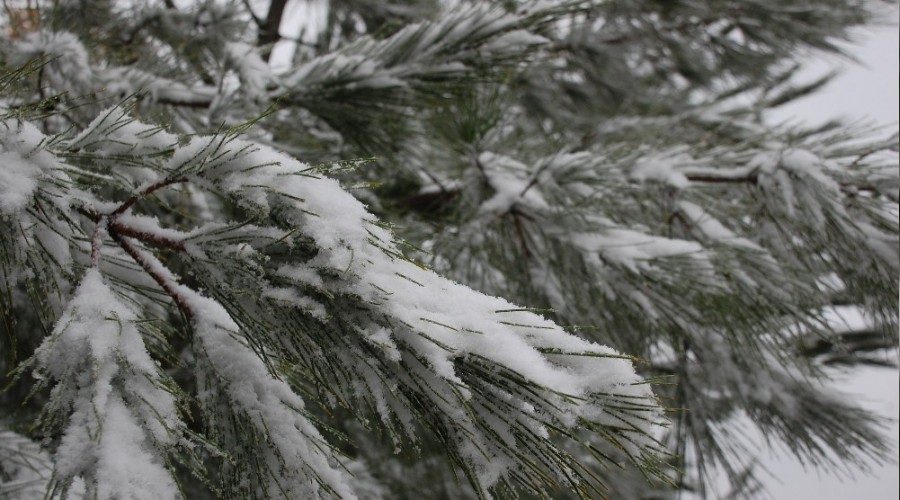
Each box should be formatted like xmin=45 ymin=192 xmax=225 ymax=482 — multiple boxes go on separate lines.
xmin=0 ymin=0 xmax=898 ymax=499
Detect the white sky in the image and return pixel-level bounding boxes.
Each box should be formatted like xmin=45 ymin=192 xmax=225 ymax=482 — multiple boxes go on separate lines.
xmin=770 ymin=10 xmax=900 ymax=128
xmin=761 ymin=365 xmax=899 ymax=500
xmin=762 ymin=9 xmax=900 ymax=499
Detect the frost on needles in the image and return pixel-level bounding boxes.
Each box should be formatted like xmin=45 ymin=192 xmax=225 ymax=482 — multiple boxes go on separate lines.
xmin=0 ymin=109 xmax=665 ymax=498
xmin=2 ymin=1 xmax=898 ymax=498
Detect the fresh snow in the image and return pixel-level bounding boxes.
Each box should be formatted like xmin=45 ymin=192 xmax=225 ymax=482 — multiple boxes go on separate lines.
xmin=677 ymin=200 xmax=764 ymax=252
xmin=477 ymin=151 xmax=550 ymax=215
xmin=629 ymin=150 xmax=692 ymax=188
xmin=177 ymin=130 xmax=661 ymax=486
xmin=33 ymin=269 xmax=181 ymax=499
xmin=0 ymin=120 xmax=57 ymax=214
xmin=0 ymin=106 xmax=660 ymax=495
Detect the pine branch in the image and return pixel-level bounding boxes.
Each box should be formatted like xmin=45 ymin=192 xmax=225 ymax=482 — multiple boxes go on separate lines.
xmin=111 ymin=231 xmax=194 ymax=319
xmin=3 ymin=2 xmax=898 ymax=498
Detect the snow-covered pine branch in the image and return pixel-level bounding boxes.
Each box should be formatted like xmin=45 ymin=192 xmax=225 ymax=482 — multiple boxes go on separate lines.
xmin=401 ymin=93 xmax=898 ymax=493
xmin=30 ymin=268 xmax=183 ymax=499
xmin=0 ymin=107 xmax=666 ymax=498
xmin=1 ymin=2 xmax=551 ymax=145
xmin=2 ymin=1 xmax=898 ymax=498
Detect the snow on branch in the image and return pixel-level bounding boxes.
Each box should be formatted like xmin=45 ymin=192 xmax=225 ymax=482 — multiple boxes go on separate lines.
xmin=0 ymin=119 xmax=72 ymax=215
xmin=1 ymin=107 xmax=666 ymax=497
xmin=153 ymin=125 xmax=666 ymax=493
xmin=186 ymin=288 xmax=357 ymax=499
xmin=283 ymin=3 xmax=548 ymax=92
xmin=111 ymin=237 xmax=355 ymax=498
xmin=3 ymin=2 xmax=550 ymax=128
xmin=30 ymin=269 xmax=182 ymax=499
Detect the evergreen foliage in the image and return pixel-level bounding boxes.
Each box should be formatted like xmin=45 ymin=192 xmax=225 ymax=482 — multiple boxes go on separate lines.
xmin=0 ymin=1 xmax=897 ymax=498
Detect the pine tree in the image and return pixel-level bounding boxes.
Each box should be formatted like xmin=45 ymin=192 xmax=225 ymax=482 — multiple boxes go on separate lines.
xmin=0 ymin=1 xmax=897 ymax=499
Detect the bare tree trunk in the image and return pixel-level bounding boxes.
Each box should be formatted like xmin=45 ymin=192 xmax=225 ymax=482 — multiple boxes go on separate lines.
xmin=257 ymin=0 xmax=289 ymax=61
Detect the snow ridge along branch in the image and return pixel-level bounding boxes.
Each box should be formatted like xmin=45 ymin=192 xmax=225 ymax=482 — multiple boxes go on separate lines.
xmin=1 ymin=107 xmax=667 ymax=498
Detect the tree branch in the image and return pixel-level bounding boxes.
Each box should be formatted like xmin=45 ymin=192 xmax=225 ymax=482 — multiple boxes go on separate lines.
xmin=111 ymin=177 xmax=189 ymax=217
xmin=90 ymin=215 xmax=107 ymax=267
xmin=257 ymin=0 xmax=289 ymax=62
xmin=108 ymin=220 xmax=186 ymax=251
xmin=110 ymin=231 xmax=194 ymax=318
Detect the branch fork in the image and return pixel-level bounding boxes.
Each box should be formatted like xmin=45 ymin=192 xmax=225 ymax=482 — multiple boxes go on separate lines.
xmin=82 ymin=176 xmax=195 ymax=317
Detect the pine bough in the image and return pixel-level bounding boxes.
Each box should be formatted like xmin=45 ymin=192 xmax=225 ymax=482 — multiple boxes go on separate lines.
xmin=0 ymin=106 xmax=665 ymax=498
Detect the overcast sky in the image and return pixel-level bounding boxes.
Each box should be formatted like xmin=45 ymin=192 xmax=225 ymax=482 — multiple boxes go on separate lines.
xmin=762 ymin=9 xmax=899 ymax=499
xmin=771 ymin=9 xmax=900 ymax=127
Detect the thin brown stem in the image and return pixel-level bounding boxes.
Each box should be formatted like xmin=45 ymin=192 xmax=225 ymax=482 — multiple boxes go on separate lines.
xmin=111 ymin=177 xmax=189 ymax=217
xmin=109 ymin=220 xmax=186 ymax=251
xmin=76 ymin=175 xmax=190 ymax=258
xmin=75 ymin=205 xmax=102 ymax=222
xmin=110 ymin=231 xmax=194 ymax=318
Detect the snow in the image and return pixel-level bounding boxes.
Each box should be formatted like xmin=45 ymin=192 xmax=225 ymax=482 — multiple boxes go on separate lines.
xmin=569 ymin=225 xmax=708 ymax=274
xmin=114 ymin=212 xmax=192 ymax=243
xmin=2 ymin=104 xmax=663 ymax=495
xmin=33 ymin=223 xmax=73 ymax=270
xmin=281 ymin=3 xmax=551 ymax=102
xmin=477 ymin=151 xmax=550 ymax=215
xmin=629 ymin=150 xmax=691 ymax=188
xmin=181 ymin=286 xmax=358 ymax=500
xmin=69 ymin=106 xmax=178 ymax=158
xmin=126 ymin=69 xmax=215 ymax=104
xmin=856 ymin=220 xmax=900 ymax=271
xmin=0 ymin=148 xmax=42 ymax=213
xmin=779 ymin=148 xmax=842 ymax=194
xmin=679 ymin=163 xmax=757 ymax=181
xmin=0 ymin=120 xmax=53 ymax=214
xmin=0 ymin=2 xmax=891 ymax=496
xmin=6 ymin=31 xmax=94 ymax=94
xmin=261 ymin=286 xmax=329 ymax=320
xmin=0 ymin=430 xmax=55 ymax=499
xmin=483 ymin=30 xmax=549 ymax=55
xmin=33 ymin=268 xmax=181 ymax=499
xmin=5 ymin=31 xmax=219 ymax=110
xmin=758 ymin=15 xmax=900 ymax=498
xmin=98 ymin=236 xmax=356 ymax=498
xmin=224 ymin=41 xmax=274 ymax=103
xmin=677 ymin=200 xmax=764 ymax=252
xmin=172 ymin=131 xmax=662 ymax=487
xmin=93 ymin=395 xmax=179 ymax=499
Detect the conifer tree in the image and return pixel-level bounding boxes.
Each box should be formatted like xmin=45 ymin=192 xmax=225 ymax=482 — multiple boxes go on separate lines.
xmin=0 ymin=1 xmax=897 ymax=499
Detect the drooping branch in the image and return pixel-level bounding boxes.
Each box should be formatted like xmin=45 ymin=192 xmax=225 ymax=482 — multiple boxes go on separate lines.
xmin=110 ymin=177 xmax=189 ymax=217
xmin=108 ymin=220 xmax=186 ymax=251
xmin=110 ymin=230 xmax=194 ymax=319
xmin=800 ymin=327 xmax=899 ymax=367
xmin=77 ymin=176 xmax=190 ymax=252
xmin=683 ymin=169 xmax=883 ymax=197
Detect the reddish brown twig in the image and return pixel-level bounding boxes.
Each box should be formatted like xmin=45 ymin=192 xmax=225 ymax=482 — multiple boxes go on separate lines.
xmin=109 ymin=219 xmax=186 ymax=251
xmin=110 ymin=230 xmax=194 ymax=318
xmin=110 ymin=177 xmax=189 ymax=217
